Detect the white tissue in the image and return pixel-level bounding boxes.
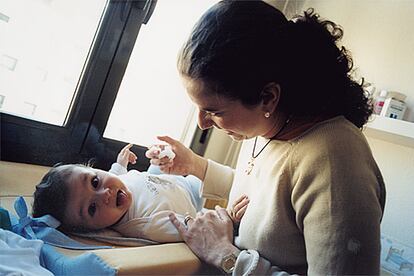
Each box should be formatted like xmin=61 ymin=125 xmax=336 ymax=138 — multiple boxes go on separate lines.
xmin=149 ymin=145 xmax=175 ymax=160
xmin=158 ymin=146 xmax=176 ymax=160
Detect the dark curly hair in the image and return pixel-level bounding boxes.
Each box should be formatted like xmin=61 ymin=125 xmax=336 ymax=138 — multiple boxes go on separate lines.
xmin=32 ymin=164 xmax=87 ymax=231
xmin=178 ymin=1 xmax=372 ymax=128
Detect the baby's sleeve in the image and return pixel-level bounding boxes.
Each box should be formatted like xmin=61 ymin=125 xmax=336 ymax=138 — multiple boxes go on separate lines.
xmin=146 ymin=164 xmax=162 ymax=175
xmin=109 ymin=163 xmax=128 ymax=175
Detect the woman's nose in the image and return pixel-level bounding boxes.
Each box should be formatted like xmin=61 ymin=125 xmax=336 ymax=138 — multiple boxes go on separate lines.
xmin=198 ymin=110 xmax=214 ymax=130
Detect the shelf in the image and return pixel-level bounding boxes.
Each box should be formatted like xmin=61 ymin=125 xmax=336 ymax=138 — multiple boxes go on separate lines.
xmin=364 ymin=115 xmax=414 ymax=148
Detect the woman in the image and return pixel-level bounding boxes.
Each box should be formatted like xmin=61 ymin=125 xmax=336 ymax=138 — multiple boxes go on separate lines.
xmin=147 ymin=1 xmax=385 ymax=274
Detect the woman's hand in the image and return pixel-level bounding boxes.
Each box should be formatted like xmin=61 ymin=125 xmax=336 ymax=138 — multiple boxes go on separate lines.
xmin=145 ymin=136 xmax=208 ymax=180
xmin=169 ymin=207 xmax=240 ymax=268
xmin=117 ymin=143 xmax=137 ymax=168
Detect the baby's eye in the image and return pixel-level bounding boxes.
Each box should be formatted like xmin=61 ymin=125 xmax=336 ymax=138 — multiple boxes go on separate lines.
xmin=88 ymin=203 xmax=96 ymax=217
xmin=91 ymin=176 xmax=99 ymax=189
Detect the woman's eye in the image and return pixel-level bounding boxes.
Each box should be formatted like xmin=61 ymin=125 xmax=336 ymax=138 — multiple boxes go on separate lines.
xmin=209 ymin=111 xmax=222 ymax=117
xmin=91 ymin=176 xmax=99 ymax=189
xmin=88 ymin=203 xmax=96 ymax=217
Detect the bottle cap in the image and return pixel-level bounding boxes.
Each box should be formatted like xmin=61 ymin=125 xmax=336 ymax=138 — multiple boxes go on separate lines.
xmin=387 ymin=91 xmax=406 ymax=102
xmin=380 ymin=90 xmax=388 ymax=97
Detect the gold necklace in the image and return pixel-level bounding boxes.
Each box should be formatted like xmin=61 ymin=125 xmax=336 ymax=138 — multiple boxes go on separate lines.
xmin=245 ymin=117 xmax=291 ymax=175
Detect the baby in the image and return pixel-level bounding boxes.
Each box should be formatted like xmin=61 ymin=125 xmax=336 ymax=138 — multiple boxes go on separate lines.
xmin=32 ymin=144 xmax=249 ymax=242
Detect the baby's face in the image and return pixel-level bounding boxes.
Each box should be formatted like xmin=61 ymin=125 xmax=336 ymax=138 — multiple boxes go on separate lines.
xmin=62 ymin=165 xmax=132 ymax=231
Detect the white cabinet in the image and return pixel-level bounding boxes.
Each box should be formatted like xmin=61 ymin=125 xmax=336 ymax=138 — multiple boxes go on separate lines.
xmin=364 ymin=115 xmax=414 ymax=148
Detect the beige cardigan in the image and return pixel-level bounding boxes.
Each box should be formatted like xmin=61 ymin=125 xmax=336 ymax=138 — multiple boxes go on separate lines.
xmin=202 ymin=116 xmax=385 ymax=275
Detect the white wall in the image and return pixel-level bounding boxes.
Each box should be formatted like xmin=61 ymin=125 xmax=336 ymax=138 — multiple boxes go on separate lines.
xmin=366 ymin=138 xmax=414 ymax=245
xmin=303 ymin=0 xmax=414 ymax=246
xmin=303 ymin=0 xmax=414 ymax=122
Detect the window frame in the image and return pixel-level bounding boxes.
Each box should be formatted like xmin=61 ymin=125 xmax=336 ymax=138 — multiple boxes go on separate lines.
xmin=1 ymin=0 xmax=157 ymax=171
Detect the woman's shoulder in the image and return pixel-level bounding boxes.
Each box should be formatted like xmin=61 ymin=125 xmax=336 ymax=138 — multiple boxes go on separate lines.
xmin=293 ymin=116 xmax=366 ymax=146
xmin=287 ymin=116 xmax=383 ymax=194
xmin=289 ymin=116 xmax=372 ymax=163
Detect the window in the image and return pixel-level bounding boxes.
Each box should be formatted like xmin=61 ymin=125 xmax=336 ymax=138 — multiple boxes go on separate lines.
xmin=0 ymin=0 xmax=106 ymax=125
xmin=104 ymin=0 xmax=217 ymax=148
xmin=0 ymin=95 xmax=5 ymax=109
xmin=1 ymin=0 xmax=157 ymax=170
xmin=1 ymin=0 xmax=215 ymax=171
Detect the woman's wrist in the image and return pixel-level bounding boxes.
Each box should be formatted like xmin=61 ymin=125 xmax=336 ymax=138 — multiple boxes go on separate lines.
xmin=212 ymin=245 xmax=241 ymax=269
xmin=192 ymin=154 xmax=208 ymax=180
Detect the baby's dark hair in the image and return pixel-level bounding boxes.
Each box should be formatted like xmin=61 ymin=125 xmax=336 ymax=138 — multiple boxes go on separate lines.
xmin=32 ymin=163 xmax=88 ymax=231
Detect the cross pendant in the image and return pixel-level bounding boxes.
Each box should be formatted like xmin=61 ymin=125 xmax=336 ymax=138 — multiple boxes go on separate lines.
xmin=245 ymin=157 xmax=255 ymax=175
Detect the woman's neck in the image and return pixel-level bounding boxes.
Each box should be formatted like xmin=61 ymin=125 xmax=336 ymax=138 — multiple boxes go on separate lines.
xmin=262 ymin=112 xmax=289 ymax=139
xmin=266 ymin=115 xmax=332 ymax=141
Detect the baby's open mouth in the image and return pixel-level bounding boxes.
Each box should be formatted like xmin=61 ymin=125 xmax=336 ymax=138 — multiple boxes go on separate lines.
xmin=116 ymin=190 xmax=127 ymax=207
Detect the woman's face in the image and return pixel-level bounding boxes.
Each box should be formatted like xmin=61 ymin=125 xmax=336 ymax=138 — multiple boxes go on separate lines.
xmin=182 ymin=76 xmax=271 ymax=141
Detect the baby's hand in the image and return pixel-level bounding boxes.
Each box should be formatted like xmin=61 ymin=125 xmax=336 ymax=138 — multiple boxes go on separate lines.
xmin=228 ymin=194 xmax=249 ymax=223
xmin=117 ymin=143 xmax=137 ymax=168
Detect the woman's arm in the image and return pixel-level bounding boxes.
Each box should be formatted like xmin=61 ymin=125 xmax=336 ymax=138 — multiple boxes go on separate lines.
xmin=169 ymin=208 xmax=297 ymax=275
xmin=146 ymin=136 xmax=235 ymax=200
xmin=201 ymin=160 xmax=234 ymax=200
xmin=289 ymin=131 xmax=383 ymax=275
xmin=169 ymin=208 xmax=239 ymax=267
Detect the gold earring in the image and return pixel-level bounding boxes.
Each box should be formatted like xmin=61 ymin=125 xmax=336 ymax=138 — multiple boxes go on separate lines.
xmin=264 ymin=112 xmax=270 ymax=118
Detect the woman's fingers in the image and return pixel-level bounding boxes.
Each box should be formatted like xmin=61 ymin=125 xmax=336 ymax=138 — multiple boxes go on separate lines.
xmin=214 ymin=206 xmax=232 ymax=223
xmin=151 ymin=157 xmax=173 ymax=167
xmin=159 ymin=164 xmax=173 ymax=174
xmin=183 ymin=213 xmax=195 ymax=228
xmin=146 ymin=136 xmax=195 ymax=176
xmin=159 ymin=156 xmax=172 ymax=163
xmin=156 ymin=135 xmax=178 ymax=146
xmin=169 ymin=213 xmax=189 ymax=238
xmin=169 ymin=209 xmax=237 ymax=267
xmin=146 ymin=140 xmax=176 ymax=160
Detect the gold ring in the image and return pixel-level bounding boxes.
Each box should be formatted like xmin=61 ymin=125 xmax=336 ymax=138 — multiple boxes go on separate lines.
xmin=184 ymin=215 xmax=192 ymax=226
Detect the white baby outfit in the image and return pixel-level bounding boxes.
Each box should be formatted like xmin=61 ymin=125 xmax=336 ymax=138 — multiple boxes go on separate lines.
xmin=109 ymin=163 xmax=202 ymax=242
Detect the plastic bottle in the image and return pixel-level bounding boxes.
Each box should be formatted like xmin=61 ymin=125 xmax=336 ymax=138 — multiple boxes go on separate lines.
xmin=373 ymin=90 xmax=387 ymax=115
